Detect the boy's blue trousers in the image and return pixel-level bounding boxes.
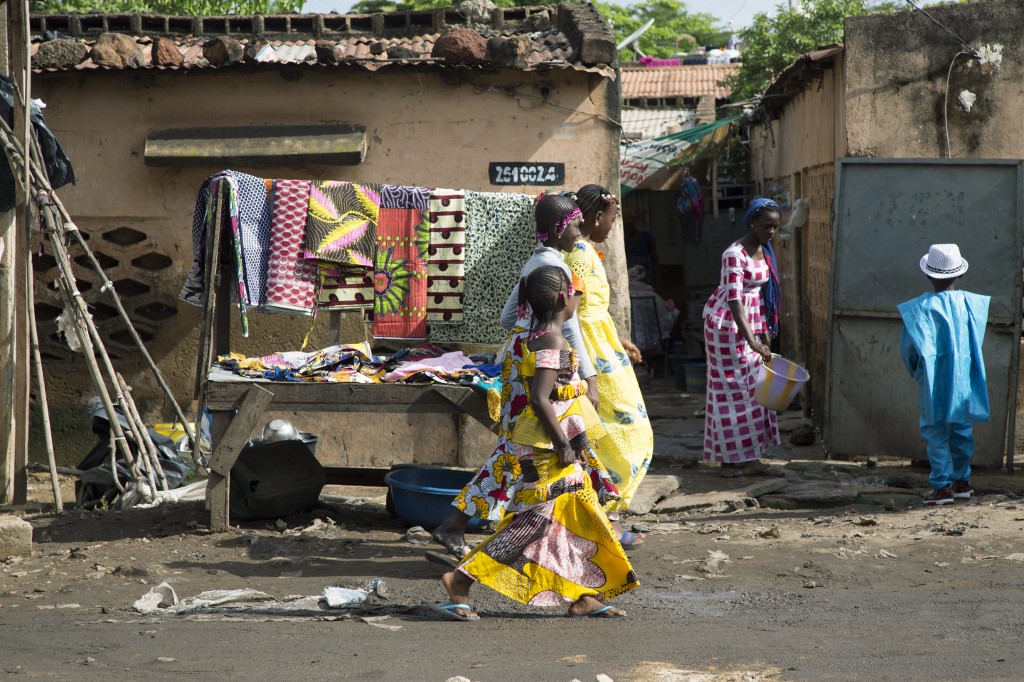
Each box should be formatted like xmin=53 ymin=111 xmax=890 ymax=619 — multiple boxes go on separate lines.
xmin=919 ymin=416 xmax=973 ymax=490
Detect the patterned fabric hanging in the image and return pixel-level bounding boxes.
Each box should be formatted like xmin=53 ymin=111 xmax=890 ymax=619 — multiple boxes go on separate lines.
xmin=425 ymin=188 xmax=466 ymax=323
xmin=263 ymin=179 xmax=317 ymax=316
xmin=430 ymin=190 xmax=535 ymax=345
xmin=317 ymin=267 xmax=374 ymax=311
xmin=304 ymin=181 xmax=381 ymax=269
xmin=373 ymin=185 xmax=430 ymax=340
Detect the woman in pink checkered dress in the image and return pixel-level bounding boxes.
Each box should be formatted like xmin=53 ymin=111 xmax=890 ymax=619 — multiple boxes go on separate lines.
xmin=702 ymin=199 xmax=785 ymax=477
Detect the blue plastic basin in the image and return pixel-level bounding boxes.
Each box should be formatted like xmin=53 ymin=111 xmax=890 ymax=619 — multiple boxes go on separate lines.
xmin=384 ymin=467 xmax=486 ymax=531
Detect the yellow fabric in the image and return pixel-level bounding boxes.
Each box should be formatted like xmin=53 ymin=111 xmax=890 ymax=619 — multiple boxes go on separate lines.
xmin=486 ymin=387 xmax=502 ymax=423
xmin=506 ymin=345 xmax=607 ymax=450
xmin=458 ymin=451 xmax=639 ymax=606
xmin=564 ymin=240 xmax=654 ymax=513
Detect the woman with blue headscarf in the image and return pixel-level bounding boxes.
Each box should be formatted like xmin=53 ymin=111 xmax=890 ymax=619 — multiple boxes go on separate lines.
xmin=702 ymin=198 xmax=784 ymax=477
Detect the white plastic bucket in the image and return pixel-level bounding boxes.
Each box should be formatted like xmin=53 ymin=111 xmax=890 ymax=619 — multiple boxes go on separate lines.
xmin=754 ymin=355 xmax=809 ymax=412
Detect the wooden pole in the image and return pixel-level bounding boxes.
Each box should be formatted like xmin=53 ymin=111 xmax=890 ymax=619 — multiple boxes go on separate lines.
xmin=0 ymin=7 xmax=15 ymax=504
xmin=8 ymin=0 xmax=31 ymax=504
xmin=39 ymin=202 xmax=141 ymax=481
xmin=118 ymin=373 xmax=168 ymax=492
xmin=28 ymin=287 xmax=62 ymax=511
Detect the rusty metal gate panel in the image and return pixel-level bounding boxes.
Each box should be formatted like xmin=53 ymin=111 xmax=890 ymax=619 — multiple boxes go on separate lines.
xmin=827 ymin=159 xmax=1023 ymax=467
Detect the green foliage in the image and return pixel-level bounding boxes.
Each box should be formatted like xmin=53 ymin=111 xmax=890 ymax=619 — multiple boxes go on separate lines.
xmin=726 ymin=0 xmax=886 ymax=102
xmin=595 ymin=0 xmax=730 ymax=61
xmin=726 ymin=0 xmax=973 ymax=102
xmin=32 ymin=0 xmax=306 ymax=14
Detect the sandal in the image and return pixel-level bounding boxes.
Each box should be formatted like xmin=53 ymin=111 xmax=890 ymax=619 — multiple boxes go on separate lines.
xmin=720 ymin=464 xmax=745 ymax=478
xmin=744 ymin=462 xmax=785 ymax=477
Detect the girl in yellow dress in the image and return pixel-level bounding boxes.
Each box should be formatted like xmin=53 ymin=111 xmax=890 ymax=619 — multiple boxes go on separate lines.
xmin=565 ymin=184 xmax=655 ymax=549
xmin=428 ymin=265 xmax=638 ymax=620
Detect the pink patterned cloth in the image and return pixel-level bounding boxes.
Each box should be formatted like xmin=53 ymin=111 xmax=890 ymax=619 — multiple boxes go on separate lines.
xmin=382 ymin=350 xmax=476 ymax=382
xmin=702 ymin=242 xmax=779 ymax=463
xmin=263 ymin=180 xmax=317 ymax=315
xmin=703 ymin=242 xmax=768 ymax=334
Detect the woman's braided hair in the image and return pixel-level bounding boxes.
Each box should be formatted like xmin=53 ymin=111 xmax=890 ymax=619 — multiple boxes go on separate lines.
xmin=534 ymin=193 xmax=580 ymax=242
xmin=575 ymin=183 xmax=616 ymax=221
xmin=517 ymin=265 xmax=571 ymax=331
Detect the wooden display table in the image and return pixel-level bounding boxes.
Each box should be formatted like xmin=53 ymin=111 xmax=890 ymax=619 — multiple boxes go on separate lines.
xmin=192 ymin=184 xmax=496 ymax=531
xmin=201 ymin=370 xmax=497 ymax=531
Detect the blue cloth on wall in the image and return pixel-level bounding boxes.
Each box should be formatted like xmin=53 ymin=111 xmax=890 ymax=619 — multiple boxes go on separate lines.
xmin=898 ymin=290 xmax=990 ymax=425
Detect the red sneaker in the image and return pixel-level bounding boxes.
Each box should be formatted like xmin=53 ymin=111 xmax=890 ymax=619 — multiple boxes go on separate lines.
xmin=924 ymin=487 xmax=954 ymax=506
xmin=951 ymin=480 xmax=974 ymax=500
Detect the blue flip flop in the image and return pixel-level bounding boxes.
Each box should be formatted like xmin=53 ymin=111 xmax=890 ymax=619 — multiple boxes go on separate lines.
xmin=422 ymin=600 xmax=479 ymax=621
xmin=570 ymin=604 xmax=626 ymax=619
xmin=620 ymin=531 xmax=645 ymax=550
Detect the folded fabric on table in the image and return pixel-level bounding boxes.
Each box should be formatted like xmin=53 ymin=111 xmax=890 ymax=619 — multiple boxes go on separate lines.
xmin=263 ymin=179 xmax=317 ymax=316
xmin=383 ymin=350 xmax=482 ymax=383
xmin=216 ymin=343 xmax=380 ymax=382
xmin=430 ymin=190 xmax=535 ymax=345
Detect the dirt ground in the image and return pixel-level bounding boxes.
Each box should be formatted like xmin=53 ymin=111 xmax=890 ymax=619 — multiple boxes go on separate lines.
xmin=4 ymin=378 xmax=1024 ymax=681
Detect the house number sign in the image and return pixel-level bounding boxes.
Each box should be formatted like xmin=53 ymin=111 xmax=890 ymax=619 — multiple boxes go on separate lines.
xmin=489 ymin=162 xmax=565 ymax=186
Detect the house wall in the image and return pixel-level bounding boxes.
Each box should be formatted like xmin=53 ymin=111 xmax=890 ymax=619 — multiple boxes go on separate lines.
xmin=845 ymin=1 xmax=1024 ymax=159
xmin=30 ymin=66 xmax=623 ymax=469
xmin=749 ymin=52 xmax=847 ymax=423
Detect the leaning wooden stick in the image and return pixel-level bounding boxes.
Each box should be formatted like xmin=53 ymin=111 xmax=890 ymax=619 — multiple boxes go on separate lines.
xmin=27 ymin=279 xmax=62 ymax=511
xmin=118 ymin=373 xmax=169 ymax=493
xmin=26 ymin=132 xmax=195 ymax=449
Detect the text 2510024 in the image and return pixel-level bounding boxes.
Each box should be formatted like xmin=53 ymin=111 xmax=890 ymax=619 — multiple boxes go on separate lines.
xmin=489 ymin=162 xmax=565 ymax=186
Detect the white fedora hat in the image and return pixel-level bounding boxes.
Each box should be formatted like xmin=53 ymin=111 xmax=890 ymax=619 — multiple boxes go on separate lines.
xmin=919 ymin=243 xmax=968 ymax=279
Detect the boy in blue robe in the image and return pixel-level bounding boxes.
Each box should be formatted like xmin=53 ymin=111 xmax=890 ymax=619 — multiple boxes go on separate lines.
xmin=898 ymin=244 xmax=990 ymax=506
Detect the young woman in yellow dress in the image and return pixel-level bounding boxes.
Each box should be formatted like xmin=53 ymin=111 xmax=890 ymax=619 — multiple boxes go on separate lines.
xmin=564 ymin=184 xmax=655 ymax=549
xmin=427 ymin=265 xmax=638 ymax=620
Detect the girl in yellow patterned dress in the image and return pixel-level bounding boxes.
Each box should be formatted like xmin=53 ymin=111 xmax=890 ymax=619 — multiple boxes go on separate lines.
xmin=428 ymin=265 xmax=638 ymax=620
xmin=565 ymin=184 xmax=655 ymax=549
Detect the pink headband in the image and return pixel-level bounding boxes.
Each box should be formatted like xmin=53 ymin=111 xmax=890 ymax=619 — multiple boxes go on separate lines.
xmin=537 ymin=208 xmax=582 ymax=242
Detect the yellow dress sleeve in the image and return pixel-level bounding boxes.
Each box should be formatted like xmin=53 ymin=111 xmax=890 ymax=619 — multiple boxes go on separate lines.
xmin=564 ymin=242 xmax=591 ymax=281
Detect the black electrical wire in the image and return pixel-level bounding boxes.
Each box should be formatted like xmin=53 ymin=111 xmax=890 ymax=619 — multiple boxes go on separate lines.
xmin=903 ymin=0 xmax=980 ymax=58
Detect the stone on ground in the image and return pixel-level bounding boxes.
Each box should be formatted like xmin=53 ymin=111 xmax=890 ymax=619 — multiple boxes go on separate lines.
xmin=0 ymin=515 xmax=32 ymax=558
xmin=629 ymin=474 xmax=683 ymax=515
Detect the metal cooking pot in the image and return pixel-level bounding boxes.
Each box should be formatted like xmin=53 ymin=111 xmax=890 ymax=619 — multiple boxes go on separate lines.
xmin=261 ymin=418 xmax=300 ymax=443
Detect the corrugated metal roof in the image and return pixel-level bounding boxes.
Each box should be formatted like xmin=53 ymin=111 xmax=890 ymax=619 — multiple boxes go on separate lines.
xmin=621 ymin=63 xmax=740 ymax=100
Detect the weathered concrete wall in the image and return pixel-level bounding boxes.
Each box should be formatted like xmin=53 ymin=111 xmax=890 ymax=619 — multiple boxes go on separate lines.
xmin=750 ymin=54 xmax=846 ymax=185
xmin=31 ymin=66 xmax=621 ymax=469
xmin=845 ymin=1 xmax=1024 ymax=159
xmin=748 ymin=53 xmax=846 ymax=422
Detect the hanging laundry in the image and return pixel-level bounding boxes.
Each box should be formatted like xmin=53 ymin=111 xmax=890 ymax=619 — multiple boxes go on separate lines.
xmin=263 ymin=179 xmax=317 ymax=316
xmin=305 ymin=181 xmax=381 ymax=269
xmin=425 ymin=188 xmax=466 ymax=323
xmin=179 ymin=170 xmax=271 ymax=335
xmin=374 ymin=185 xmax=430 ymax=340
xmin=430 ymin=191 xmax=536 ymax=345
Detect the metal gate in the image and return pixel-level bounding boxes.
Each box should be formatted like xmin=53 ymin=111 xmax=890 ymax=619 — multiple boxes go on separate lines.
xmin=827 ymin=159 xmax=1023 ymax=467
